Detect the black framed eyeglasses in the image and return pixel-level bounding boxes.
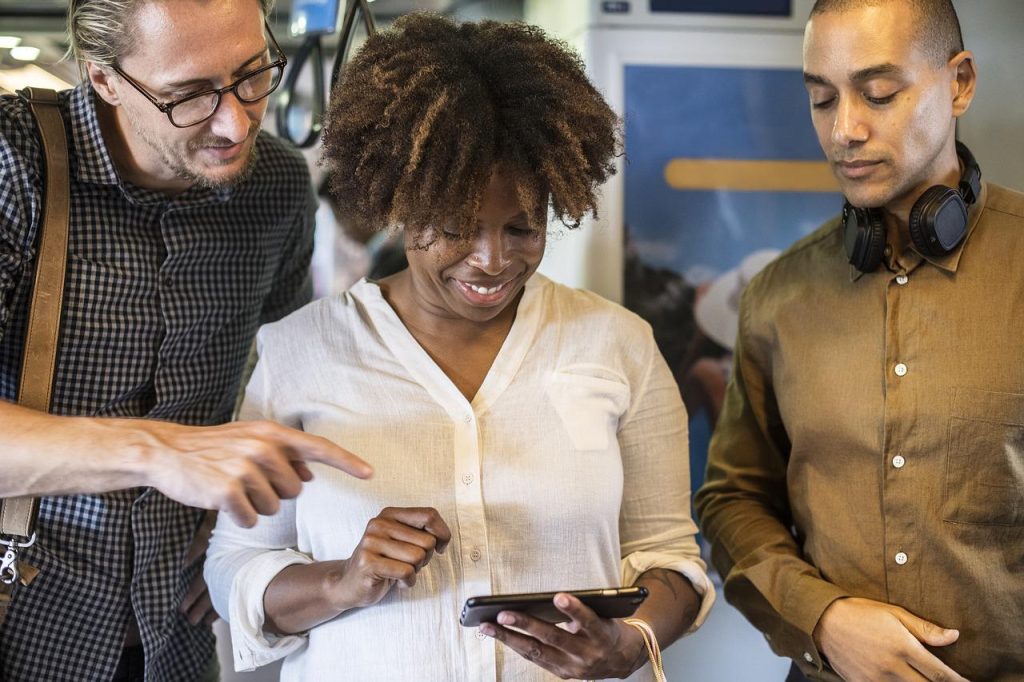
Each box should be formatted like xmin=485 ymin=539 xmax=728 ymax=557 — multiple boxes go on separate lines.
xmin=112 ymin=24 xmax=288 ymax=128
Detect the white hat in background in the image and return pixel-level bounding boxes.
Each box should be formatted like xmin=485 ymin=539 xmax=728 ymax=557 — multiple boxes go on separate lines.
xmin=693 ymin=248 xmax=781 ymax=351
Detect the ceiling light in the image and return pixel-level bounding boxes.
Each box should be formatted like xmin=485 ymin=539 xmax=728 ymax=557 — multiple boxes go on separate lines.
xmin=0 ymin=64 xmax=73 ymax=94
xmin=10 ymin=46 xmax=41 ymax=62
xmin=0 ymin=36 xmax=22 ymax=49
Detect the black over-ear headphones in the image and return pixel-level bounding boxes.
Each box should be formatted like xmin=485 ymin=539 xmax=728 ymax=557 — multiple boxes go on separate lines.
xmin=843 ymin=141 xmax=982 ymax=273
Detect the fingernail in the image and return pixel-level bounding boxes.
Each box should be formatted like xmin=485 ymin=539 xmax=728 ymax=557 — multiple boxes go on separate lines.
xmin=555 ymin=594 xmax=570 ymax=608
xmin=498 ymin=612 xmax=514 ymax=626
xmin=479 ymin=624 xmax=495 ymax=637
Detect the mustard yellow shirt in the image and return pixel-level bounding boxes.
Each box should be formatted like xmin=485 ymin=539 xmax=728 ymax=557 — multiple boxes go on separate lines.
xmin=696 ymin=181 xmax=1024 ymax=681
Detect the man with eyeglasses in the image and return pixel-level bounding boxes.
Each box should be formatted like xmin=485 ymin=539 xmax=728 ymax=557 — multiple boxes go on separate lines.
xmin=0 ymin=1 xmax=372 ymax=680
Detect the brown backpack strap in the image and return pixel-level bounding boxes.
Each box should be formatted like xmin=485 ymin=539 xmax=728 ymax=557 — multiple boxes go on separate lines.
xmin=0 ymin=87 xmax=71 ymax=587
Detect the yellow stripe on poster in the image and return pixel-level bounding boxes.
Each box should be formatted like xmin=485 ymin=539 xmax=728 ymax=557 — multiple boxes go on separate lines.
xmin=664 ymin=158 xmax=840 ymax=192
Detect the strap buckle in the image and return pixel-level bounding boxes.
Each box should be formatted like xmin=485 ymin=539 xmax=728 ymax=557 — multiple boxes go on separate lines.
xmin=0 ymin=533 xmax=37 ymax=585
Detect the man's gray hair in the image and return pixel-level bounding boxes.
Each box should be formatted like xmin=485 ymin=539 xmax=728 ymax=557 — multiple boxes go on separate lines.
xmin=67 ymin=0 xmax=275 ymax=74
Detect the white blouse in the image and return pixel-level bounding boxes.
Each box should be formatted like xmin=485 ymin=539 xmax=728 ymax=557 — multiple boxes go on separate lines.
xmin=205 ymin=274 xmax=714 ymax=682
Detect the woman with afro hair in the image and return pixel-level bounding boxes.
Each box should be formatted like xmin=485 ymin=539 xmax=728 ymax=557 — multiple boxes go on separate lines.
xmin=206 ymin=12 xmax=713 ymax=681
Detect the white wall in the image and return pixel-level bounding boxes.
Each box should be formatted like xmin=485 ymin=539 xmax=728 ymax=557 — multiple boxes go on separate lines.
xmin=954 ymin=0 xmax=1024 ymax=190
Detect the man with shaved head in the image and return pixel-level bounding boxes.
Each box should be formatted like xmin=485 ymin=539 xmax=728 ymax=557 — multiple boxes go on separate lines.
xmin=697 ymin=1 xmax=1024 ymax=680
xmin=0 ymin=1 xmax=372 ymax=680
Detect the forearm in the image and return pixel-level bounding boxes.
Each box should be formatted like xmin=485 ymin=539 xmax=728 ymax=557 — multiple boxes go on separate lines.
xmin=262 ymin=560 xmax=349 ymax=635
xmin=0 ymin=401 xmax=151 ymax=497
xmin=632 ymin=567 xmax=701 ymax=649
xmin=698 ymin=494 xmax=849 ymax=671
xmin=702 ymin=492 xmax=848 ymax=621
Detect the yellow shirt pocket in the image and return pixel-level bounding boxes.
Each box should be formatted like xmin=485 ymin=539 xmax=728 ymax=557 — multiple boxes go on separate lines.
xmin=944 ymin=387 xmax=1024 ymax=526
xmin=545 ymin=365 xmax=631 ymax=452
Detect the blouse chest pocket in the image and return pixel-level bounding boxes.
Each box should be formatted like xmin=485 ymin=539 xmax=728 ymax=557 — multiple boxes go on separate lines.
xmin=944 ymin=387 xmax=1024 ymax=527
xmin=546 ymin=365 xmax=630 ymax=451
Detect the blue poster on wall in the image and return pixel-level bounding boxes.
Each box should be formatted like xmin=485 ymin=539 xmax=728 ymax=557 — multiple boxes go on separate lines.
xmin=650 ymin=0 xmax=791 ymax=15
xmin=622 ymin=64 xmax=840 ymax=500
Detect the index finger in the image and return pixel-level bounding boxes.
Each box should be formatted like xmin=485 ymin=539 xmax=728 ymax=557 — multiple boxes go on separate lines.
xmin=274 ymin=428 xmax=373 ymax=479
xmin=380 ymin=507 xmax=452 ymax=553
xmin=907 ymin=649 xmax=970 ymax=682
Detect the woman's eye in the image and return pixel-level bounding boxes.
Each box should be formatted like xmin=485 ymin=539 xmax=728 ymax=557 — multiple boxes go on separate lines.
xmin=507 ymin=226 xmax=534 ymax=237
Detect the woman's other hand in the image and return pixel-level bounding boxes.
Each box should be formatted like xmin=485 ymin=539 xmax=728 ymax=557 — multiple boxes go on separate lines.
xmin=262 ymin=506 xmax=451 ymax=635
xmin=327 ymin=507 xmax=451 ymax=611
xmin=480 ymin=592 xmax=648 ymax=679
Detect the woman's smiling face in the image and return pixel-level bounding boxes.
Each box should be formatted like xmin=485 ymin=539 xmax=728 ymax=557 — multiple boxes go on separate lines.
xmin=404 ymin=169 xmax=546 ymax=326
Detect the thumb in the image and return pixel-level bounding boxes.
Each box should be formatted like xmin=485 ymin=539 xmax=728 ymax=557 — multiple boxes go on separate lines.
xmin=895 ymin=609 xmax=959 ymax=647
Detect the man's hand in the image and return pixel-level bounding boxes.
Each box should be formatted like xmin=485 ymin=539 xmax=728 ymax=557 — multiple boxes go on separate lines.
xmin=180 ymin=511 xmax=218 ymax=626
xmin=813 ymin=597 xmax=968 ymax=682
xmin=480 ymin=593 xmax=647 ymax=680
xmin=326 ymin=507 xmax=451 ymax=612
xmin=0 ymin=403 xmax=371 ymax=519
xmin=136 ymin=419 xmax=373 ymax=527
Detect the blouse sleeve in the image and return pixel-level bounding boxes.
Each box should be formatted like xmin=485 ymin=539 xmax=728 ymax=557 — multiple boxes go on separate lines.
xmin=204 ymin=330 xmax=314 ymax=672
xmin=617 ymin=326 xmax=716 ymax=634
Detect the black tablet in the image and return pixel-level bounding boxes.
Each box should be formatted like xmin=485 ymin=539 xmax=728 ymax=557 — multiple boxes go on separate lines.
xmin=460 ymin=586 xmax=648 ymax=627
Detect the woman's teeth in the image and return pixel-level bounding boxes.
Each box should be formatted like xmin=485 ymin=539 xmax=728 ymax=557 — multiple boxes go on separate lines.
xmin=467 ymin=282 xmax=505 ymax=295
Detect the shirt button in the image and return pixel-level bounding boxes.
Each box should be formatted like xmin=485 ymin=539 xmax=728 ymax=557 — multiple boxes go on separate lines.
xmin=895 ymin=551 xmax=908 ymax=565
xmin=892 ymin=455 xmax=906 ymax=469
xmin=462 ymin=473 xmax=474 ymax=485
xmin=476 ymin=629 xmax=488 ymax=640
xmin=160 ymin=274 xmax=174 ymax=288
xmin=896 ymin=274 xmax=909 ymax=285
xmin=894 ymin=363 xmax=908 ymax=377
xmin=470 ymin=548 xmax=482 ymax=561
xmin=803 ymin=652 xmax=814 ymax=663
xmin=462 ymin=413 xmax=472 ymax=423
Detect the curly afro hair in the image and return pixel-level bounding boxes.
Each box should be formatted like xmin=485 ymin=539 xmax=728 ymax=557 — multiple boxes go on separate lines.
xmin=321 ymin=12 xmax=620 ymax=242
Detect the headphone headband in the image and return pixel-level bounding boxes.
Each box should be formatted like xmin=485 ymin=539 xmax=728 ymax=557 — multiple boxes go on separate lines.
xmin=955 ymin=140 xmax=981 ymax=207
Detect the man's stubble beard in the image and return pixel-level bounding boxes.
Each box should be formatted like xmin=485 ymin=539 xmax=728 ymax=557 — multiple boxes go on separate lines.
xmin=126 ymin=106 xmax=261 ymax=190
xmin=179 ymin=127 xmax=261 ymax=190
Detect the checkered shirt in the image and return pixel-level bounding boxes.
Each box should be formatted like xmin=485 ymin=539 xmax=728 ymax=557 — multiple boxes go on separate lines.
xmin=0 ymin=84 xmax=315 ymax=681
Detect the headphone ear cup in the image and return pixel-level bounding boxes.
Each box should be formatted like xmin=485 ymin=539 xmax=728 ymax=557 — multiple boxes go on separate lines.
xmin=909 ymin=185 xmax=968 ymax=257
xmin=843 ymin=204 xmax=886 ymax=273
